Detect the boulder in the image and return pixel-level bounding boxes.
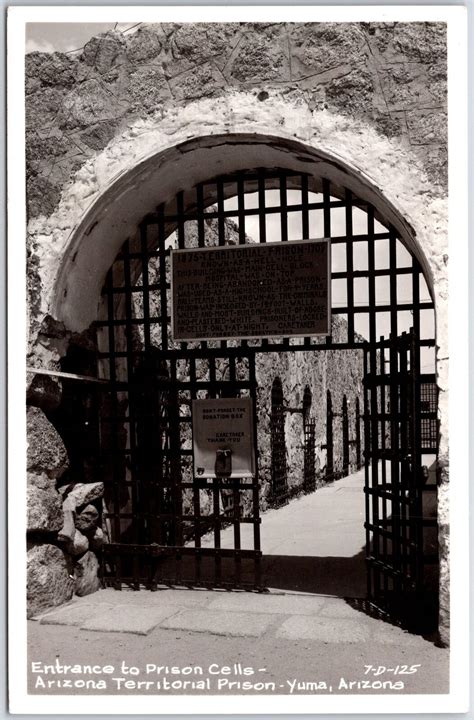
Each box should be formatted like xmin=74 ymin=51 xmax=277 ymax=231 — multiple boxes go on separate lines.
xmin=65 ymin=529 xmax=89 ymax=557
xmin=27 ymin=544 xmax=74 ymax=618
xmin=57 ymin=494 xmax=76 ymax=544
xmin=26 ymin=373 xmax=62 ymax=413
xmin=27 ymin=406 xmax=69 ymax=479
xmin=82 ymin=32 xmax=126 ymax=74
xmin=75 ymin=505 xmax=99 ymax=534
xmin=27 ymin=472 xmax=63 ymax=532
xmin=89 ymin=526 xmax=104 ymax=551
xmin=74 ymin=551 xmax=101 ymax=596
xmin=59 ymin=482 xmax=104 ymax=509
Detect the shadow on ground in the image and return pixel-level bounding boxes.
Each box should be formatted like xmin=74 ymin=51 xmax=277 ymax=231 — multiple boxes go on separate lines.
xmin=262 ymin=552 xmax=366 ymax=597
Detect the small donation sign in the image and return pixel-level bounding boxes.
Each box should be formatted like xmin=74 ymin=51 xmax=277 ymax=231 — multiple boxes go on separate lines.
xmin=192 ymin=398 xmax=255 ymax=479
xmin=171 ymin=238 xmax=330 ymax=341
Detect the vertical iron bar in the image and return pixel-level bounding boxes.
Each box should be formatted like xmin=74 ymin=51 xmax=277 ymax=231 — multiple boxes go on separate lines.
xmin=323 ymin=179 xmax=332 ymax=347
xmin=123 ymin=239 xmax=140 ymax=589
xmin=301 ymin=174 xmax=311 ymax=348
xmin=258 ymin=170 xmax=267 ymax=243
xmin=345 ymin=189 xmax=355 ymax=344
xmin=106 ymin=267 xmax=122 ymax=589
xmin=389 ymin=333 xmax=401 ymax=605
xmin=380 ymin=338 xmax=388 ymax=600
xmin=157 ymin=205 xmax=168 ymax=353
xmin=389 ymin=227 xmax=398 ymax=340
xmin=237 ymin=175 xmax=246 ymax=245
xmin=280 ymin=174 xmax=288 ymax=242
xmin=363 ymin=345 xmax=372 ymax=600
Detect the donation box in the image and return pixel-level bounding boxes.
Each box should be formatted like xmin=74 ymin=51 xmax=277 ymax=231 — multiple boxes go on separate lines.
xmin=192 ymin=398 xmax=256 ymax=479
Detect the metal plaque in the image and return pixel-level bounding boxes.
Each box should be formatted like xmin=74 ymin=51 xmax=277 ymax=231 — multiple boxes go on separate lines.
xmin=171 ymin=238 xmax=330 ymax=341
xmin=192 ymin=398 xmax=255 ymax=479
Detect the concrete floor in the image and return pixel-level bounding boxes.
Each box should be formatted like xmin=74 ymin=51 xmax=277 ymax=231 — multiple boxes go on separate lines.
xmin=28 ymin=470 xmax=449 ymax=696
xmin=201 ymin=468 xmax=367 ymax=596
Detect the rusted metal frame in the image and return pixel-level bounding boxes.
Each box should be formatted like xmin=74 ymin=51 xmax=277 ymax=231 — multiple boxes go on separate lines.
xmin=122 ymin=239 xmax=141 ymax=589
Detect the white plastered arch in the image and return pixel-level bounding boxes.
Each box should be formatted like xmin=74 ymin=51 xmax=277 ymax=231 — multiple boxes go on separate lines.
xmin=30 ymin=94 xmax=446 ymax=337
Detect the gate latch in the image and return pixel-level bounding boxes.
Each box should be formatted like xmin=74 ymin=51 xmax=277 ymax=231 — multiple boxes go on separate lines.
xmin=215 ymin=447 xmax=232 ymax=477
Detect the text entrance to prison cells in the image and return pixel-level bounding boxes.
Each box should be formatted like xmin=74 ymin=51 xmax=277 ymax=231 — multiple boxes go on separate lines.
xmin=53 ymin=137 xmax=439 ymax=634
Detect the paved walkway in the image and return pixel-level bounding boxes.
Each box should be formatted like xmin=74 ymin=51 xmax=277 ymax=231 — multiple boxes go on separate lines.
xmin=28 ymin=471 xmax=448 ymax=695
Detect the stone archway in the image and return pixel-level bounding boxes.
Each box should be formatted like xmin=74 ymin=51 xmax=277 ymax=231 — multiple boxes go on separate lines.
xmin=27 ymin=128 xmax=448 ymax=641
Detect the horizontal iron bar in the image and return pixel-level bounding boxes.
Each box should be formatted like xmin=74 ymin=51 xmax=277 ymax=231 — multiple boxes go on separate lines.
xmin=26 ymin=366 xmax=110 ymax=385
xmin=103 ymin=513 xmax=260 ymax=523
xmin=103 ymin=543 xmax=262 ymax=558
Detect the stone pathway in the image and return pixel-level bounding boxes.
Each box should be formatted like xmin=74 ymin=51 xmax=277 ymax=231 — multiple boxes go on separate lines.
xmin=32 ymin=586 xmax=425 ymax=646
xmin=31 ymin=470 xmax=406 ymax=643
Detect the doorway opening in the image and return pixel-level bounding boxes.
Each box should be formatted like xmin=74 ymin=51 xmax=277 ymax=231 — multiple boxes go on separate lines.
xmin=89 ymin=167 xmax=438 ymax=630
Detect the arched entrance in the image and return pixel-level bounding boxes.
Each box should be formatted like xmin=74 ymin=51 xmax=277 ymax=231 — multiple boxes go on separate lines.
xmin=49 ymin=132 xmax=439 ymax=631
xmin=89 ymin=165 xmax=438 ymax=629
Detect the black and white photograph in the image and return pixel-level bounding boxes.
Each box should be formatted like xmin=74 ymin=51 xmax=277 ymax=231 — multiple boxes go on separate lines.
xmin=7 ymin=5 xmax=470 ymax=715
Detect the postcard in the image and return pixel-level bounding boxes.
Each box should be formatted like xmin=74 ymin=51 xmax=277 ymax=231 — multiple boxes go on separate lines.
xmin=7 ymin=5 xmax=470 ymax=715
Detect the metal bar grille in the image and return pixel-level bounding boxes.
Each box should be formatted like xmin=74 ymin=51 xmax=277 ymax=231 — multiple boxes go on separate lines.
xmin=95 ymin=167 xmax=437 ymax=602
xmin=364 ymin=331 xmax=439 ymax=631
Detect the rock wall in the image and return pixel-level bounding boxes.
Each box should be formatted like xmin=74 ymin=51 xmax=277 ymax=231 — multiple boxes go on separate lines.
xmin=25 ymin=22 xmax=446 ymax=224
xmin=256 ymin=323 xmax=364 ymax=506
xmin=26 ymin=405 xmax=102 ymax=617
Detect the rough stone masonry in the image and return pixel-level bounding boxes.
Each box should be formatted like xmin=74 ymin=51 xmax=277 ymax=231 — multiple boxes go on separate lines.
xmin=25 ymin=22 xmax=449 ymax=641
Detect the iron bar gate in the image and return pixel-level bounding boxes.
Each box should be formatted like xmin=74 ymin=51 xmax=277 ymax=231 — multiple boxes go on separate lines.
xmin=94 ymin=167 xmax=437 ymax=608
xmin=363 ymin=330 xmax=439 ymax=630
